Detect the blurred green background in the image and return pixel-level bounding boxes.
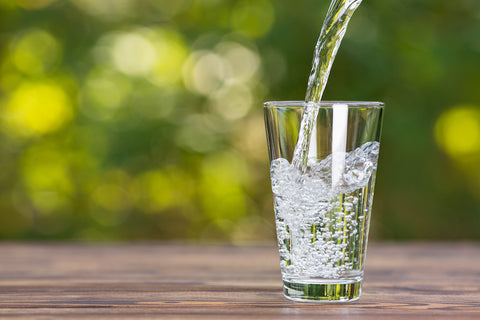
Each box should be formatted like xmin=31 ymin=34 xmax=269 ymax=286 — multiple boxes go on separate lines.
xmin=0 ymin=0 xmax=479 ymax=241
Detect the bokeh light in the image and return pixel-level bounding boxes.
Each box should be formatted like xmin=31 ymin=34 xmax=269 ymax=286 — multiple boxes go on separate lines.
xmin=210 ymin=83 xmax=253 ymax=120
xmin=183 ymin=50 xmax=228 ymax=96
xmin=3 ymin=81 xmax=73 ymax=137
xmin=95 ymin=28 xmax=188 ymax=87
xmin=11 ymin=29 xmax=62 ymax=75
xmin=150 ymin=29 xmax=189 ymax=87
xmin=199 ymin=152 xmax=248 ymax=223
xmin=435 ymin=105 xmax=480 ymax=158
xmin=216 ymin=41 xmax=261 ymax=82
xmin=182 ymin=40 xmax=262 ymax=122
xmin=112 ymin=31 xmax=157 ymax=77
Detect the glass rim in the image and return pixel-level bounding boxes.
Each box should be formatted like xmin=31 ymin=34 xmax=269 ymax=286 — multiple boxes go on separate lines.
xmin=264 ymin=100 xmax=384 ymax=109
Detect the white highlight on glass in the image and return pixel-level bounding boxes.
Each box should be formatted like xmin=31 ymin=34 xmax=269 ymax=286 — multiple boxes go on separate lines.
xmin=307 ymin=103 xmax=318 ymax=166
xmin=332 ymin=103 xmax=348 ymax=187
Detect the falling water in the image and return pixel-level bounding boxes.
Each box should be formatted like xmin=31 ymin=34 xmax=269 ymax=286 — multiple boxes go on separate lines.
xmin=292 ymin=0 xmax=363 ymax=171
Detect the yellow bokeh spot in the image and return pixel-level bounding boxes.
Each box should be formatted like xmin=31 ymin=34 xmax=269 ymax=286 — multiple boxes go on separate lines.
xmin=200 ymin=152 xmax=248 ymax=222
xmin=11 ymin=29 xmax=61 ymax=75
xmin=150 ymin=29 xmax=189 ymax=86
xmin=435 ymin=105 xmax=480 ymax=157
xmin=3 ymin=82 xmax=73 ymax=136
xmin=231 ymin=0 xmax=275 ymax=38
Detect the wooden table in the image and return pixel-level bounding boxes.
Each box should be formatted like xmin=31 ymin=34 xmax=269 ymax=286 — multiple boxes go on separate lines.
xmin=0 ymin=243 xmax=479 ymax=319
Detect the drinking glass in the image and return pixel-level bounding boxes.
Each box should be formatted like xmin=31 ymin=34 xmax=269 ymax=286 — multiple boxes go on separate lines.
xmin=264 ymin=101 xmax=384 ymax=302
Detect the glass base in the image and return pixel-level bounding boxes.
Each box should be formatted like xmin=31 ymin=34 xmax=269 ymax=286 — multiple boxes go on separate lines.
xmin=283 ymin=278 xmax=362 ymax=303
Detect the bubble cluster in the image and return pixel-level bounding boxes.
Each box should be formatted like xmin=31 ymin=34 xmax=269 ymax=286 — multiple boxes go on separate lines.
xmin=270 ymin=141 xmax=379 ymax=279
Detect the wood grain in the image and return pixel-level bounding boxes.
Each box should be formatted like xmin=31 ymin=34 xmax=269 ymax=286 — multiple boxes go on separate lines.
xmin=0 ymin=242 xmax=479 ymax=319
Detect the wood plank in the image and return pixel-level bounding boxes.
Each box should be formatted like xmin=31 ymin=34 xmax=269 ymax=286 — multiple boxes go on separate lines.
xmin=0 ymin=243 xmax=478 ymax=319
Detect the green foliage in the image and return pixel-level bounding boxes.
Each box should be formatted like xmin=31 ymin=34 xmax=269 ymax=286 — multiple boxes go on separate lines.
xmin=0 ymin=0 xmax=479 ymax=240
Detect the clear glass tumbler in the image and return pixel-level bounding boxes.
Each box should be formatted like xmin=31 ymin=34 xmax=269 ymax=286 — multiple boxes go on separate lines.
xmin=264 ymin=101 xmax=384 ymax=302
